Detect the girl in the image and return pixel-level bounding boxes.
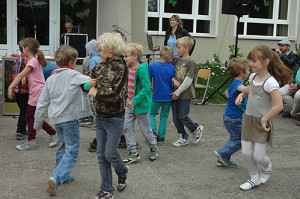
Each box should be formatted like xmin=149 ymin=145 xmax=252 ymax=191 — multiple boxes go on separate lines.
xmin=236 ymin=45 xmax=291 ymax=190
xmin=8 ymin=37 xmax=57 ymax=150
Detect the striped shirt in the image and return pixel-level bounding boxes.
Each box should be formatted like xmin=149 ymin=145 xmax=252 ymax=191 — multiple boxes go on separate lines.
xmin=127 ymin=66 xmax=138 ymax=101
xmin=10 ymin=55 xmax=29 ymax=94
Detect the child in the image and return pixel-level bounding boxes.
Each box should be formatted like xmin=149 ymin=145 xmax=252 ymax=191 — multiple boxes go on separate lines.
xmin=236 ymin=45 xmax=291 ymax=190
xmin=88 ymin=32 xmax=128 ymax=199
xmin=33 ymin=45 xmax=94 ymax=196
xmin=171 ymin=36 xmax=203 ymax=147
xmin=9 ymin=39 xmax=29 ymax=140
xmin=7 ymin=37 xmax=57 ymax=150
xmin=148 ymin=46 xmax=175 ymax=144
xmin=123 ymin=43 xmax=158 ymax=164
xmin=213 ymin=57 xmax=250 ymax=167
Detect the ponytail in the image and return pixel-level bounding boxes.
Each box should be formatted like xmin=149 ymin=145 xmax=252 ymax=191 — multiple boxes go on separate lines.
xmin=22 ymin=37 xmax=47 ymax=67
xmin=37 ymin=50 xmax=47 ymax=67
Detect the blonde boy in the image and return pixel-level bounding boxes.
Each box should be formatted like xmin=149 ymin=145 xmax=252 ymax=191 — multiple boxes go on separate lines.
xmin=171 ymin=36 xmax=204 ymax=147
xmin=123 ymin=43 xmax=158 ymax=164
xmin=148 ymin=46 xmax=175 ymax=143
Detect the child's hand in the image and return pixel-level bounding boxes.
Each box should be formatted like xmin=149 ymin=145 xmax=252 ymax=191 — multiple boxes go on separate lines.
xmin=173 ymin=79 xmax=180 ymax=88
xmin=88 ymin=87 xmax=98 ymax=97
xmin=235 ymin=93 xmax=243 ymax=105
xmin=261 ymin=118 xmax=271 ymax=132
xmin=35 ymin=129 xmax=40 ymax=132
xmin=7 ymin=87 xmax=14 ymax=99
xmin=90 ymin=79 xmax=97 ymax=87
xmin=170 ymin=92 xmax=178 ymax=100
xmin=127 ymin=101 xmax=134 ymax=109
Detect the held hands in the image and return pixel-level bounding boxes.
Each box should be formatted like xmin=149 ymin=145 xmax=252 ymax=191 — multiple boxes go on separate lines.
xmin=173 ymin=79 xmax=180 ymax=88
xmin=170 ymin=92 xmax=178 ymax=100
xmin=127 ymin=101 xmax=134 ymax=109
xmin=261 ymin=117 xmax=271 ymax=132
xmin=90 ymin=79 xmax=97 ymax=87
xmin=289 ymin=83 xmax=299 ymax=93
xmin=88 ymin=87 xmax=98 ymax=97
xmin=235 ymin=93 xmax=244 ymax=105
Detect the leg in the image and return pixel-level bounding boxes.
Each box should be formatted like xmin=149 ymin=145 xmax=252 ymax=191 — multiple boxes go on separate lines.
xmin=136 ymin=112 xmax=157 ymax=149
xmin=149 ymin=101 xmax=161 ymax=134
xmin=42 ymin=121 xmax=56 ymax=136
xmin=291 ymin=90 xmax=300 ymax=115
xmin=54 ymin=124 xmax=65 ymax=167
xmin=52 ymin=120 xmax=80 ymax=184
xmin=157 ymin=102 xmax=171 ymax=139
xmin=26 ymin=104 xmax=37 ymax=141
xmin=172 ymin=100 xmax=187 ymax=139
xmin=15 ymin=93 xmax=28 ymax=134
xmin=279 ymin=84 xmax=294 ymax=109
xmin=124 ymin=107 xmax=137 ymax=153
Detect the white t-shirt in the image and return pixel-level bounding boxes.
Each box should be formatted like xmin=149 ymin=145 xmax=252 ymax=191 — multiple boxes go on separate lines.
xmin=249 ymin=73 xmax=279 ymax=93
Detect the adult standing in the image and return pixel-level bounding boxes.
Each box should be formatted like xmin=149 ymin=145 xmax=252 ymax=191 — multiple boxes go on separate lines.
xmin=164 ymin=15 xmax=195 ymax=60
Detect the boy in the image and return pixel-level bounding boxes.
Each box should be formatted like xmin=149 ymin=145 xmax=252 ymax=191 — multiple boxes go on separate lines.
xmin=10 ymin=39 xmax=29 ymax=140
xmin=148 ymin=46 xmax=175 ymax=144
xmin=171 ymin=36 xmax=203 ymax=147
xmin=33 ymin=45 xmax=94 ymax=196
xmin=214 ymin=57 xmax=249 ymax=167
xmin=123 ymin=43 xmax=158 ymax=164
xmin=88 ymin=32 xmax=129 ymax=199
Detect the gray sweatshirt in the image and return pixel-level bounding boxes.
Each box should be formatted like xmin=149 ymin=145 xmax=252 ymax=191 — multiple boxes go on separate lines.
xmin=34 ymin=67 xmax=92 ymax=129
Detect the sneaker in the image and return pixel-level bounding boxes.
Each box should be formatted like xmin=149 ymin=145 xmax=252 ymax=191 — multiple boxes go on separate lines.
xmin=117 ymin=166 xmax=128 ymax=191
xmin=153 ymin=132 xmax=158 ymax=139
xmin=172 ymin=137 xmax=188 ymax=147
xmin=282 ymin=111 xmax=292 ymax=118
xmin=123 ymin=152 xmax=140 ymax=165
xmin=192 ymin=125 xmax=203 ymax=144
xmin=89 ymin=138 xmax=97 ymax=152
xmin=216 ymin=160 xmax=225 ymax=167
xmin=260 ymin=162 xmax=272 ymax=184
xmin=47 ymin=176 xmax=59 ymax=196
xmin=157 ymin=137 xmax=165 ymax=144
xmin=49 ymin=134 xmax=59 ymax=147
xmin=240 ymin=180 xmax=260 ymax=190
xmin=64 ymin=176 xmax=74 ymax=183
xmin=214 ymin=151 xmax=237 ymax=167
xmin=16 ymin=141 xmax=37 ymax=150
xmin=93 ymin=191 xmax=113 ymax=199
xmin=16 ymin=131 xmax=28 ymax=140
xmin=79 ymin=116 xmax=93 ymax=125
xmin=149 ymin=147 xmax=158 ymax=161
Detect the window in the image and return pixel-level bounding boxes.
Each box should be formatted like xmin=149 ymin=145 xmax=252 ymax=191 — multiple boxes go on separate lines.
xmin=0 ymin=0 xmax=7 ymax=44
xmin=238 ymin=0 xmax=298 ymax=39
xmin=146 ymin=0 xmax=218 ymax=37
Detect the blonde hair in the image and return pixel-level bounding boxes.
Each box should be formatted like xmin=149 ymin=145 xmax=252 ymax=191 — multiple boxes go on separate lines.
xmin=248 ymin=45 xmax=292 ymax=86
xmin=176 ymin=36 xmax=194 ymax=49
xmin=55 ymin=45 xmax=78 ymax=67
xmin=227 ymin=57 xmax=249 ymax=78
xmin=124 ymin=43 xmax=143 ymax=62
xmin=97 ymin=32 xmax=125 ymax=56
xmin=160 ymin=46 xmax=174 ymax=60
xmin=22 ymin=37 xmax=47 ymax=67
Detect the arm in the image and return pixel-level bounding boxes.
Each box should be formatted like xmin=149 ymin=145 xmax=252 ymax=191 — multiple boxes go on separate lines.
xmin=173 ymin=76 xmax=193 ymax=97
xmin=279 ymin=53 xmax=299 ymax=69
xmin=7 ymin=66 xmax=32 ymax=99
xmin=261 ymin=89 xmax=283 ymax=131
xmin=34 ymin=85 xmax=50 ymax=131
xmin=236 ymin=85 xmax=249 ymax=95
xmin=83 ymin=79 xmax=97 ymax=91
xmin=235 ymin=92 xmax=248 ymax=106
xmin=131 ymin=66 xmax=151 ymax=106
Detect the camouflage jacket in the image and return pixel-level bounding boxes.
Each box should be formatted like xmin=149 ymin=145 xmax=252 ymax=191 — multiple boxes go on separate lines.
xmin=88 ymin=57 xmax=128 ymax=118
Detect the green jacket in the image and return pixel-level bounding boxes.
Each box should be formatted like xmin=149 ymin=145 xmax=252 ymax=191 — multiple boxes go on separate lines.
xmin=131 ymin=63 xmax=152 ymax=114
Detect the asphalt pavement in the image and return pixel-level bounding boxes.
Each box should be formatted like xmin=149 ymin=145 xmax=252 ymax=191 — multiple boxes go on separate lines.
xmin=0 ymin=103 xmax=299 ymax=199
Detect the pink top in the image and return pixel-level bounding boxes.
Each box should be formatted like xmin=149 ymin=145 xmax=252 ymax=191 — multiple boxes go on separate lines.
xmin=26 ymin=57 xmax=45 ymax=106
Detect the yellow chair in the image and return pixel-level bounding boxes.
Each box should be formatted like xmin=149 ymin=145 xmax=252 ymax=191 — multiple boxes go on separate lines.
xmin=195 ymin=69 xmax=211 ymax=105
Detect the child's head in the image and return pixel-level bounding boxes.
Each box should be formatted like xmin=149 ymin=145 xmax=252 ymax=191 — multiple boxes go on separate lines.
xmin=96 ymin=32 xmax=125 ymax=62
xmin=227 ymin=57 xmax=250 ymax=79
xmin=248 ymin=45 xmax=292 ymax=86
xmin=85 ymin=39 xmax=98 ymax=56
xmin=22 ymin=37 xmax=47 ymax=67
xmin=160 ymin=46 xmax=174 ymax=63
xmin=123 ymin=43 xmax=143 ymax=65
xmin=55 ymin=45 xmax=78 ymax=68
xmin=176 ymin=36 xmax=194 ymax=57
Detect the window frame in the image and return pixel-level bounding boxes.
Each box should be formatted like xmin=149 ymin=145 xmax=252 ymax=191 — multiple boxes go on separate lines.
xmin=237 ymin=0 xmax=298 ymax=40
xmin=145 ymin=0 xmax=219 ymax=37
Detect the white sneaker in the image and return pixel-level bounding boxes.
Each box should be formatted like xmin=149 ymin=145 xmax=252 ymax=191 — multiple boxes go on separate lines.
xmin=240 ymin=180 xmax=260 ymax=190
xmin=260 ymin=162 xmax=272 ymax=184
xmin=172 ymin=137 xmax=188 ymax=147
xmin=192 ymin=125 xmax=203 ymax=144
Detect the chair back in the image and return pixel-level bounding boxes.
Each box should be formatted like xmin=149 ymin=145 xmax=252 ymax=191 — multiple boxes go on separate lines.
xmin=198 ymin=69 xmax=211 ymax=80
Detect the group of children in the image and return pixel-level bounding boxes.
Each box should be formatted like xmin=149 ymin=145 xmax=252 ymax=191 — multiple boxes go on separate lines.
xmin=7 ymin=32 xmax=292 ymax=197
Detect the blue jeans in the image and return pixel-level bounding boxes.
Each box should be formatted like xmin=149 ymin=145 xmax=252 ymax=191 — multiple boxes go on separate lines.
xmin=52 ymin=120 xmax=79 ymax=184
xmin=96 ymin=116 xmax=128 ymax=192
xmin=149 ymin=101 xmax=171 ymax=139
xmin=172 ymin=99 xmax=198 ymax=139
xmin=217 ymin=115 xmax=242 ymax=160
